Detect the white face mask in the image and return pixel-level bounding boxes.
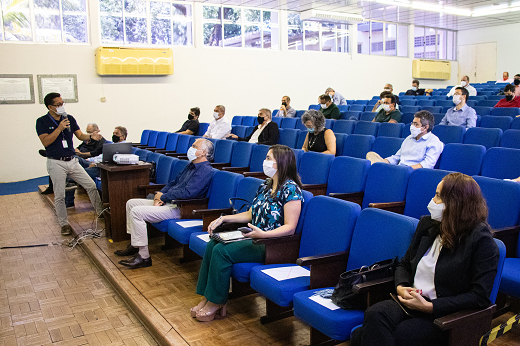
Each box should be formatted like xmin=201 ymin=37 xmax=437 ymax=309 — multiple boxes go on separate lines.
xmin=55 ymin=106 xmax=67 ymax=115
xmin=213 ymin=112 xmax=220 ymax=120
xmin=383 ymin=104 xmax=392 ymax=112
xmin=427 ymin=198 xmax=445 ymax=221
xmin=453 ymin=95 xmax=462 ymax=105
xmin=411 ymin=86 xmax=417 ymax=91
xmin=263 ymin=160 xmax=277 ymax=178
xmin=187 ymin=147 xmax=200 ymax=162
xmin=329 ymin=93 xmax=334 ymax=98
xmin=384 ymin=88 xmax=391 ymax=92
xmin=460 ymin=81 xmax=467 ymax=87
xmin=410 ymin=124 xmax=423 ymax=138
xmin=321 ymin=103 xmax=328 ymax=109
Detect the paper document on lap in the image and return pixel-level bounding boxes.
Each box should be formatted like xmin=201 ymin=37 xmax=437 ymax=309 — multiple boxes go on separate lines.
xmin=197 ymin=234 xmax=210 ymax=242
xmin=261 ymin=266 xmax=310 ymax=281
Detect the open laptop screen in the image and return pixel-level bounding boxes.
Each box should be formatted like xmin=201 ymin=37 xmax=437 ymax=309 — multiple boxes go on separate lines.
xmin=101 ymin=142 xmax=133 ymax=163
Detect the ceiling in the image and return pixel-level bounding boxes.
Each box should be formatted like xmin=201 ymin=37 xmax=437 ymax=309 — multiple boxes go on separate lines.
xmin=193 ymin=0 xmax=520 ymax=30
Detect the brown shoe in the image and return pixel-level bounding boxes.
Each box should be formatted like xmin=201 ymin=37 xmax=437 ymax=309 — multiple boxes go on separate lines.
xmin=61 ymin=225 xmax=72 ymax=236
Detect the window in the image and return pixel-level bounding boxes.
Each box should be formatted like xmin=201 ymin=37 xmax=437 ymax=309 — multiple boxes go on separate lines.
xmin=288 ymin=13 xmax=350 ymax=53
xmin=357 ymin=21 xmax=369 ymax=54
xmin=358 ymin=20 xmax=407 ymax=56
xmin=414 ymin=26 xmax=456 ymax=61
xmin=414 ymin=26 xmax=425 ymax=58
xmin=370 ymin=22 xmax=383 ymax=55
xmin=99 ymin=0 xmax=192 ymax=46
xmin=447 ymin=30 xmax=456 ymax=60
xmin=287 ymin=13 xmax=302 ymax=51
xmin=1 ymin=0 xmax=88 ymax=43
xmin=397 ymin=25 xmax=408 ymax=57
xmin=385 ymin=23 xmax=396 ymax=56
xmin=203 ymin=5 xmax=278 ymax=49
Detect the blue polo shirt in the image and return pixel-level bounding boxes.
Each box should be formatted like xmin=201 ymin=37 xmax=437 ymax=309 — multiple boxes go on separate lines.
xmin=36 ymin=112 xmax=80 ymax=158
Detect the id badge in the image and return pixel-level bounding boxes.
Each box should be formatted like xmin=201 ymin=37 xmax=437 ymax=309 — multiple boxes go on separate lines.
xmin=62 ymin=140 xmax=68 ymax=148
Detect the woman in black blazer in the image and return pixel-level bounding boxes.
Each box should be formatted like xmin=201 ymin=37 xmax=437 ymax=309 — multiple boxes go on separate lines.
xmin=352 ymin=172 xmax=499 ymax=346
xmin=227 ymin=108 xmax=279 ymax=145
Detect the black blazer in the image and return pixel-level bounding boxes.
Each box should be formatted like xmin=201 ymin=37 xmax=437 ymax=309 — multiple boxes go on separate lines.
xmin=238 ymin=121 xmax=279 ymax=145
xmin=395 ymin=216 xmax=499 ymax=318
xmin=405 ymin=89 xmax=426 ymax=96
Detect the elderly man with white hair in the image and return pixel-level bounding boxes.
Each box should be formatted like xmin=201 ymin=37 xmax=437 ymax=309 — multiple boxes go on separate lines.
xmin=204 ymin=105 xmax=231 ymax=139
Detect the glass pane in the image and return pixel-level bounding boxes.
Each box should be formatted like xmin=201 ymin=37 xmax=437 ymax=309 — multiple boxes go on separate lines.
xmin=437 ymin=29 xmax=446 ymax=60
xmin=100 ymin=15 xmax=123 ymax=43
xmin=224 ymin=24 xmax=241 ymax=47
xmin=173 ymin=20 xmax=192 ymax=45
xmin=398 ymin=25 xmax=408 ymax=57
xmin=173 ymin=3 xmax=190 ymax=17
xmin=203 ymin=5 xmax=220 ymax=20
xmin=35 ymin=13 xmax=61 ymax=42
xmin=425 ymin=27 xmax=436 ymax=59
xmin=100 ymin=0 xmax=122 ymax=13
xmin=0 ymin=15 xmax=3 ymax=40
xmin=125 ymin=0 xmax=146 ymax=15
xmin=304 ymin=21 xmax=319 ymax=51
xmin=337 ymin=24 xmax=349 ymax=53
xmin=371 ymin=22 xmax=383 ymax=55
xmin=34 ymin=0 xmax=58 ymax=9
xmin=414 ymin=26 xmax=424 ymax=58
xmin=245 ymin=25 xmax=260 ymax=48
xmin=223 ymin=7 xmax=240 ymax=21
xmin=447 ymin=31 xmax=455 ymax=61
xmin=2 ymin=0 xmax=32 ymax=41
xmin=385 ymin=23 xmax=396 ymax=56
xmin=63 ymin=0 xmax=87 ymax=12
xmin=151 ymin=1 xmax=170 ymax=16
xmin=321 ymin=23 xmax=335 ymax=52
xmin=245 ymin=9 xmax=260 ymax=23
xmin=63 ymin=14 xmax=87 ymax=42
xmin=287 ymin=13 xmax=302 ymax=51
xmin=125 ymin=17 xmax=147 ymax=43
xmin=357 ymin=21 xmax=370 ymax=54
xmin=203 ymin=23 xmax=222 ymax=46
xmin=152 ymin=18 xmax=171 ymax=45
xmin=263 ymin=11 xmax=278 ymax=49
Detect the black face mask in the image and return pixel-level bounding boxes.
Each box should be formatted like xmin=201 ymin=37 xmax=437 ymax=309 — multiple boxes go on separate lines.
xmin=112 ymin=135 xmax=121 ymax=143
xmin=188 ymin=114 xmax=194 ymax=120
xmin=282 ymin=102 xmax=287 ymax=106
xmin=506 ymin=95 xmax=514 ymax=101
xmin=514 ymin=79 xmax=520 ymax=86
xmin=257 ymin=116 xmax=265 ymax=124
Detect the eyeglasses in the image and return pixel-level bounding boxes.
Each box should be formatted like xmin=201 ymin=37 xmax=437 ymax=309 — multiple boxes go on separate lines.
xmin=53 ymin=102 xmax=64 ymax=107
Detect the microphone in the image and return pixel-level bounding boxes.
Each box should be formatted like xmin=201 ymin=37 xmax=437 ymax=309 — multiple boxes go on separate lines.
xmin=61 ymin=112 xmax=71 ymax=132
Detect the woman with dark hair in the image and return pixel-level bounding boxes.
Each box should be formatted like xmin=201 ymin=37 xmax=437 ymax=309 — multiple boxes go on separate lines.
xmin=192 ymin=144 xmax=304 ymax=322
xmin=351 ymin=172 xmax=499 ymax=346
xmin=301 ymin=110 xmax=336 ymax=155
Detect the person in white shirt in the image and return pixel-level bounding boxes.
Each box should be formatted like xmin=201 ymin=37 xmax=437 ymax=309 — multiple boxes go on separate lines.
xmin=447 ymin=75 xmax=477 ymax=97
xmin=203 ymin=105 xmax=231 ymax=139
xmin=496 ymin=71 xmax=513 ymax=84
xmin=325 ymin=87 xmax=348 ymax=106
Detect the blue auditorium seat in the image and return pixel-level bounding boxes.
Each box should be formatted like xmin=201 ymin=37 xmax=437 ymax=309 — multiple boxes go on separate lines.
xmin=299 ymin=152 xmax=335 ymax=195
xmin=479 ymin=115 xmax=513 ymax=131
xmin=491 ymin=107 xmax=520 ymax=117
xmin=377 ymin=123 xmax=404 ymax=138
xmin=308 ymin=104 xmax=321 ymax=111
xmin=358 ymin=163 xmax=412 ymax=209
xmin=359 ymin=112 xmax=377 ymax=122
xmin=338 ymin=105 xmax=350 ymax=112
xmin=231 ymin=116 xmax=243 ymax=125
xmin=488 ymin=95 xmax=505 ymax=101
xmin=241 ymin=116 xmax=257 ymax=127
xmin=197 ymin=123 xmax=210 ymax=136
xmin=353 ymin=121 xmax=379 ymax=137
xmin=247 ymin=144 xmax=270 ymax=173
xmin=400 ymin=106 xmax=421 ymax=114
xmin=463 ymin=127 xmax=502 ymax=149
xmin=136 ymin=129 xmax=151 ymax=146
xmin=332 ymin=120 xmax=356 ymax=134
xmin=341 ymin=111 xmax=361 ymax=120
xmin=325 ymin=119 xmax=335 ymax=129
xmin=438 ymin=143 xmax=485 ymax=176
xmin=326 ymin=156 xmax=370 ymax=196
xmin=415 ymin=95 xmax=431 ymax=100
xmin=466 ymin=100 xmax=478 ymax=107
xmin=212 ymin=139 xmax=234 ymax=164
xmin=353 ymin=100 xmax=369 ymax=105
xmin=342 ymin=134 xmax=375 ymax=159
xmin=400 ymin=113 xmax=415 ymax=124
xmin=154 ymin=155 xmax=176 ymax=185
xmin=231 ymin=125 xmax=247 ymax=138
xmin=296 ymin=131 xmax=307 ymax=149
xmin=278 ymin=129 xmax=299 ymax=148
xmin=436 ymin=100 xmax=455 ymax=108
xmin=512 ymin=117 xmax=520 ymax=130
xmin=335 ymin=133 xmax=347 ymax=156
xmin=349 ymin=105 xmax=366 ymax=112
xmin=400 ymin=100 xmax=417 ymax=106
xmin=371 ymin=137 xmax=404 ymax=158
xmin=281 ymin=117 xmax=298 ymax=129
xmin=417 ymin=100 xmax=435 ymax=107
xmin=478 ymin=100 xmax=498 ymax=107
xmin=432 ymin=125 xmax=466 ymax=144
xmin=500 ymin=129 xmax=520 ymax=149
xmin=422 ymin=106 xmax=443 ymax=114
xmin=134 ymin=148 xmax=151 ymax=161
xmin=480 ymin=147 xmax=520 ymax=179
xmin=271 ymin=116 xmax=282 ymax=127
xmin=218 ymin=142 xmax=255 ymax=171
xmin=472 ymin=106 xmax=492 ymax=116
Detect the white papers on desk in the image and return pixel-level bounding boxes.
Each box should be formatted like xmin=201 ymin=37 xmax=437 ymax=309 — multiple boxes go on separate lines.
xmin=176 ymin=220 xmax=203 ymax=228
xmin=197 ymin=234 xmax=211 ymax=242
xmin=261 ymin=266 xmax=310 ymax=281
xmin=309 ymin=295 xmax=340 ymax=311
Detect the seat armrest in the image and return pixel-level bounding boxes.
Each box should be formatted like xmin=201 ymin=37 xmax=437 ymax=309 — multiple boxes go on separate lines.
xmin=166 ymin=152 xmax=187 ymax=157
xmin=176 ymin=156 xmax=189 ymax=161
xmin=297 ymin=251 xmax=350 ymax=289
xmin=210 ymin=162 xmax=231 ymax=170
xmin=171 ymin=198 xmax=209 ymax=219
xmin=243 ymin=172 xmax=267 ymax=179
xmin=329 ymin=192 xmax=364 ymax=207
xmin=492 ymin=225 xmax=519 ymax=258
xmin=254 ymin=234 xmax=302 ymax=265
xmin=222 ymin=166 xmax=250 ymax=173
xmin=302 ymin=183 xmax=328 ymax=196
xmin=434 ymin=305 xmax=496 ymax=331
xmin=137 ymin=184 xmax=166 ymax=197
xmin=368 ymin=201 xmax=406 ymax=214
xmin=297 ymin=251 xmax=349 ymax=267
xmin=353 ymin=277 xmax=395 ymax=294
xmin=192 ymin=207 xmax=234 ymax=233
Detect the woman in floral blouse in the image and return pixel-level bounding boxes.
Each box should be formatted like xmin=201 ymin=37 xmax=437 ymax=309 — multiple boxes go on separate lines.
xmin=192 ymin=144 xmax=304 ymax=322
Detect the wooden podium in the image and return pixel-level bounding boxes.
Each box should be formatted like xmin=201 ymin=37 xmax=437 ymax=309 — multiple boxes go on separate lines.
xmin=98 ymin=162 xmax=151 ymax=242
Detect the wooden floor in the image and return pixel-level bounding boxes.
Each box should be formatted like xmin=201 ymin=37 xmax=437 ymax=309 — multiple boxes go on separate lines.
xmin=2 ymin=187 xmax=520 ymax=346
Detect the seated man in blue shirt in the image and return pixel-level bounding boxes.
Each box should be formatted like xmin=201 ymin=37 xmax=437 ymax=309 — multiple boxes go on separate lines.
xmin=439 ymin=87 xmax=477 ymax=128
xmin=116 ymin=138 xmax=214 ymax=269
xmin=366 ymin=111 xmax=444 ymax=169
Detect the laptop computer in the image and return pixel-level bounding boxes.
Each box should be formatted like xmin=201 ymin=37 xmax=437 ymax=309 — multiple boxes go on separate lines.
xmin=102 ymin=142 xmax=133 ymax=163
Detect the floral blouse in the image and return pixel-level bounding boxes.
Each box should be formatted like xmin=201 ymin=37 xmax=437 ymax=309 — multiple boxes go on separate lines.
xmin=251 ymin=180 xmax=304 ymax=232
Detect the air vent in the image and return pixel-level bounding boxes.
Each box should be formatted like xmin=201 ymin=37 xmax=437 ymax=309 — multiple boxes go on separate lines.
xmin=300 ymin=10 xmax=364 ymax=23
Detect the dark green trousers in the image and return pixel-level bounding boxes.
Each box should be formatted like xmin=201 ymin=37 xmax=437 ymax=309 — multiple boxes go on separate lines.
xmin=196 ymin=239 xmax=265 ymax=304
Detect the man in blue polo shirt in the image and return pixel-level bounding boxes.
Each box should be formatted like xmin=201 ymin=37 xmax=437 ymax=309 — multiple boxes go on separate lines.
xmin=36 ymin=92 xmax=103 ymax=236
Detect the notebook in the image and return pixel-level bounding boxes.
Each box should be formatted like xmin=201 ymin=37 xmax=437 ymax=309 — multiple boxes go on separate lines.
xmin=210 ymin=231 xmax=249 ymax=244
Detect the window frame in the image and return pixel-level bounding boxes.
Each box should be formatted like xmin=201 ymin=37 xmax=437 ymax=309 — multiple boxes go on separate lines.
xmin=358 ymin=19 xmax=408 ymax=58
xmin=414 ymin=25 xmax=457 ymax=61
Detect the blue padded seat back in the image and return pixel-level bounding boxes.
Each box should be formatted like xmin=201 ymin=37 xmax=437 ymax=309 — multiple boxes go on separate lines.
xmin=207 ymin=170 xmax=243 ymax=209
xmin=155 ymin=132 xmax=169 ymax=149
xmin=342 ymin=134 xmax=375 ymax=159
xmin=197 ymin=123 xmax=210 ymax=136
xmin=377 ymin=123 xmax=404 ymax=138
xmin=134 ymin=148 xmax=149 ymax=161
xmin=296 ymin=131 xmax=307 ymax=149
xmin=309 ymin=104 xmax=321 ymax=111
xmin=231 ymin=116 xmax=243 ymax=125
xmin=473 ymin=176 xmax=520 ymax=230
xmin=512 ymin=117 xmax=520 ymax=130
xmin=296 ymin=120 xmax=308 ymax=131
xmin=432 ymin=124 xmax=466 ymax=144
xmin=281 ymin=118 xmax=298 ymax=129
xmin=249 ymin=144 xmax=270 ymax=172
xmin=353 ymin=121 xmax=379 ymax=136
xmin=231 ymin=125 xmax=247 ymax=137
xmin=146 ymin=152 xmax=162 ymax=164
xmin=480 ymin=116 xmax=513 ymax=132
xmin=213 ymin=139 xmax=234 ymax=164
xmin=500 ymin=129 xmax=520 ymax=149
xmin=292 ymin=149 xmax=305 ymax=168
xmin=338 ymin=105 xmax=350 ymax=112
xmin=146 ymin=131 xmax=159 ymax=147
xmin=230 ymin=142 xmax=255 ymax=167
xmin=400 ymin=100 xmax=417 ymax=106
xmin=294 ymin=190 xmax=314 ymax=235
xmin=335 ymin=133 xmax=347 ymax=156
xmin=164 ymin=133 xmax=179 ymax=151
xmin=417 ymin=100 xmax=435 ymax=107
xmin=371 ymin=137 xmax=404 ymax=159
xmin=296 ymin=110 xmax=306 ymax=118
xmin=325 ymin=119 xmax=334 ymax=129
xmin=175 ymin=134 xmax=191 ymax=154
xmin=463 ymin=127 xmax=503 ymax=149
xmin=169 ymin=159 xmax=189 ymax=182
xmin=341 ymin=111 xmax=361 ymax=120
xmin=326 ymin=156 xmax=370 ymax=195
xmin=278 ymin=128 xmax=299 ymax=148
xmin=490 ymin=239 xmax=506 ymax=304
xmin=333 ymin=120 xmax=356 ymax=134
xmin=400 ymin=113 xmax=415 ymax=125
xmin=438 ymin=143 xmax=486 ymax=176
xmin=233 ymin=177 xmax=264 ymax=213
xmin=346 ymin=209 xmax=419 ymax=270
xmin=140 ymin=130 xmax=151 ymax=145
xmin=491 ymin=107 xmax=520 ymax=117
xmin=271 ymin=116 xmax=282 ymax=126
xmin=478 ymin=100 xmax=498 ymax=107
xmin=155 ymin=155 xmax=176 ymax=185
xmin=473 ymin=106 xmax=492 ymax=116
xmin=354 ymin=100 xmax=368 ymax=105
xmin=188 ymin=136 xmax=201 ymax=148
xmin=404 ymin=169 xmax=452 ymax=219
xmin=241 ymin=116 xmax=256 ymax=127
xmin=298 ymin=196 xmax=361 ymax=258
xmin=416 ymin=95 xmax=431 ymax=100
xmin=299 ymin=152 xmax=335 ymax=185
xmin=360 ymin=112 xmax=377 ymax=122
xmin=436 ymin=100 xmax=454 ymax=108
xmin=481 ymin=147 xmax=520 ymax=179
xmin=131 ymin=146 xmax=137 ymax=154
xmin=401 ymin=106 xmax=421 ymax=113
xmin=362 ymin=163 xmax=412 ymax=209
xmin=349 ymin=105 xmax=366 ymax=112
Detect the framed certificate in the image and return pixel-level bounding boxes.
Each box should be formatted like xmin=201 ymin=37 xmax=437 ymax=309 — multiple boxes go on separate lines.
xmin=0 ymin=74 xmax=35 ymax=104
xmin=37 ymin=74 xmax=78 ymax=104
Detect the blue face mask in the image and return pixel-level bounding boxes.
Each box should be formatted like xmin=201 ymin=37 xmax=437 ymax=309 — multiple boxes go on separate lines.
xmin=307 ymin=127 xmax=315 ymax=133
xmin=411 ymin=86 xmax=417 ymax=91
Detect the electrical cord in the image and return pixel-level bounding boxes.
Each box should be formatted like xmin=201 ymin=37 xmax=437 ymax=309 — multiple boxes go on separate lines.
xmin=61 ymin=208 xmax=109 ymax=251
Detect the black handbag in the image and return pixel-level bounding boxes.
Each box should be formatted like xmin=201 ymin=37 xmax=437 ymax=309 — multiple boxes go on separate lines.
xmin=331 ymin=257 xmax=398 ymax=310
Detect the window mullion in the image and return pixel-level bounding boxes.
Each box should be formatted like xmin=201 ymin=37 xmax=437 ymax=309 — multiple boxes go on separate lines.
xmin=59 ymin=0 xmax=64 ymax=42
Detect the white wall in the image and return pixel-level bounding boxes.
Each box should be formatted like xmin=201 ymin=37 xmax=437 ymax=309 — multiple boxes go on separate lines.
xmin=458 ymin=22 xmax=520 ymax=80
xmin=0 ymin=3 xmax=459 ymax=182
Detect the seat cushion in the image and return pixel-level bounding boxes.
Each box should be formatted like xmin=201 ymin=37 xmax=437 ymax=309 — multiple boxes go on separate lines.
xmin=188 ymin=232 xmax=210 ymax=257
xmin=499 ymin=258 xmax=520 ymax=297
xmin=293 ymin=288 xmax=365 ymax=341
xmin=232 ymin=262 xmax=263 ymax=283
xmin=250 ymin=264 xmax=311 ymax=307
xmin=151 ymin=220 xmax=169 ymax=233
xmin=167 ymin=219 xmax=202 ymax=244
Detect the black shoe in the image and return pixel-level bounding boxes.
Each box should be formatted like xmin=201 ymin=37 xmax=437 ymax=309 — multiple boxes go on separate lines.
xmin=41 ymin=186 xmax=54 ymax=195
xmin=39 ymin=149 xmax=47 ymax=157
xmin=114 ymin=244 xmax=139 ymax=257
xmin=66 ymin=202 xmax=75 ymax=208
xmin=119 ymin=254 xmax=152 ymax=269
